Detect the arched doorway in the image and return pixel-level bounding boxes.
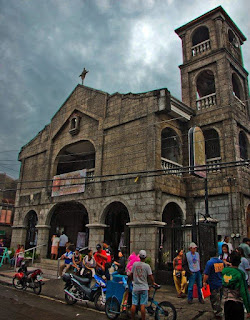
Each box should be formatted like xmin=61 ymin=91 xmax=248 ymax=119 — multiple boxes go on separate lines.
xmin=160 ymin=202 xmax=184 ymax=265
xmin=25 ymin=210 xmax=38 ymax=249
xmin=103 ymin=202 xmax=130 ymax=258
xmin=48 ymin=202 xmax=89 ymax=255
xmin=162 ymin=202 xmax=183 ymax=226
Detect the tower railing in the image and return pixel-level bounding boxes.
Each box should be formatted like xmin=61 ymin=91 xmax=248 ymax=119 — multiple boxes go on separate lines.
xmin=196 ymin=93 xmax=216 ymax=110
xmin=161 ymin=157 xmax=183 ymax=176
xmin=191 ymin=39 xmax=211 ymax=56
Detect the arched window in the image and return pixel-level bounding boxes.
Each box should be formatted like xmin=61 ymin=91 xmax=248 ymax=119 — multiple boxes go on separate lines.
xmin=232 ymin=73 xmax=243 ymax=100
xmin=56 ymin=140 xmax=95 ymax=175
xmin=192 ymin=26 xmax=210 ymax=46
xmin=228 ymin=29 xmax=239 ymax=48
xmin=203 ymin=129 xmax=220 ymax=160
xmin=161 ymin=128 xmax=180 ymax=164
xmin=196 ymin=70 xmax=215 ymax=98
xmin=192 ymin=26 xmax=210 ymax=56
xmin=239 ymin=131 xmax=248 ymax=160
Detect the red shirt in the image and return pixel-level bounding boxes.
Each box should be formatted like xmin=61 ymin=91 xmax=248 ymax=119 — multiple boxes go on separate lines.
xmin=94 ymin=250 xmax=107 ymax=267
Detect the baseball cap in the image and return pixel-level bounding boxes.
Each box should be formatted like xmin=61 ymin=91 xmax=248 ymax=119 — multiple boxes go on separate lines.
xmin=189 ymin=242 xmax=197 ymax=248
xmin=96 ymin=244 xmax=102 ymax=250
xmin=139 ymin=250 xmax=147 ymax=259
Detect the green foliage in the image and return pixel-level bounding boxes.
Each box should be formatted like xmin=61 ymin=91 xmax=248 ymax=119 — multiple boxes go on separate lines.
xmin=145 ymin=257 xmax=152 ymax=267
xmin=9 ymin=248 xmax=15 ymax=258
xmin=24 ymin=251 xmax=40 ymax=260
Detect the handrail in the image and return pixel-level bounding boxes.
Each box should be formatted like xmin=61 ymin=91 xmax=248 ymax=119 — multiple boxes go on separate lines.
xmin=14 ymin=243 xmax=47 ymax=270
xmin=57 ymin=246 xmax=88 ymax=278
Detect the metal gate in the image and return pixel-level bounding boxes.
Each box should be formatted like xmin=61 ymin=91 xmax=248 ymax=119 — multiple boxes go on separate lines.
xmin=158 ymin=221 xmax=217 ymax=270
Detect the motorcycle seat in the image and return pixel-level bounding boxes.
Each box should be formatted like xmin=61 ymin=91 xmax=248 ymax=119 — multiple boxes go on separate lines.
xmin=73 ymin=275 xmax=91 ymax=285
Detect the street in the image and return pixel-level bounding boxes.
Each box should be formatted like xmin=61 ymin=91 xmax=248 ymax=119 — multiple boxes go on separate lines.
xmin=0 ymin=284 xmax=107 ymax=320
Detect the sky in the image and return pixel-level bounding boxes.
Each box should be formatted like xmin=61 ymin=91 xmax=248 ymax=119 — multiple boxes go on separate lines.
xmin=0 ymin=0 xmax=249 ymax=179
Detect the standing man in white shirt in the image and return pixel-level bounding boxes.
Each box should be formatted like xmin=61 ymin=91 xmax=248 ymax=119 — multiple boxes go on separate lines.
xmin=59 ymin=231 xmax=68 ymax=258
xmin=223 ymin=236 xmax=233 ymax=254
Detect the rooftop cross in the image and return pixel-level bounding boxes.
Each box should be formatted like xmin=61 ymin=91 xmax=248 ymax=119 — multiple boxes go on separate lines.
xmin=79 ymin=68 xmax=89 ymax=85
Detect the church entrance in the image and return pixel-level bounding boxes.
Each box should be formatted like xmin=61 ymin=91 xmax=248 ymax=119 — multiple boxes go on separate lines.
xmin=104 ymin=202 xmax=130 ymax=258
xmin=25 ymin=210 xmax=38 ymax=249
xmin=48 ymin=202 xmax=89 ymax=256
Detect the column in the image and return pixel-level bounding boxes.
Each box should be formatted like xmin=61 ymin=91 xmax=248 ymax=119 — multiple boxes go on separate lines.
xmin=35 ymin=225 xmax=51 ymax=258
xmin=11 ymin=225 xmax=27 ymax=249
xmin=127 ymin=221 xmax=166 ymax=270
xmin=86 ymin=223 xmax=108 ymax=251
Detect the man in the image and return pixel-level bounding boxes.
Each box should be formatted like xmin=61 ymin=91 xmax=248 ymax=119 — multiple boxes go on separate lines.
xmin=224 ymin=236 xmax=233 ymax=254
xmin=217 ymin=235 xmax=223 ymax=256
xmin=58 ymin=245 xmax=73 ymax=279
xmin=130 ymin=250 xmax=157 ymax=320
xmin=203 ymin=249 xmax=224 ymax=320
xmin=103 ymin=240 xmax=113 ymax=264
xmin=94 ymin=244 xmax=109 ymax=280
xmin=239 ymin=238 xmax=250 ymax=262
xmin=222 ymin=251 xmax=250 ymax=320
xmin=184 ymin=242 xmax=204 ymax=304
xmin=58 ymin=231 xmax=68 ymax=258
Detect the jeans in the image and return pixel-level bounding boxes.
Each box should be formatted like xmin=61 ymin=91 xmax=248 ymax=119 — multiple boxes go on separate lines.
xmin=188 ymin=271 xmax=202 ymax=301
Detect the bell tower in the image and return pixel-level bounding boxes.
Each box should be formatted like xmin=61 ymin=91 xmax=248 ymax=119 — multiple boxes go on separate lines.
xmin=175 ymin=6 xmax=250 ymax=238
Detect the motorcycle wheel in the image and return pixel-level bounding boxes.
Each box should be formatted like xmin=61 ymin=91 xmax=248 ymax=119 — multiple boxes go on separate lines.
xmin=33 ymin=279 xmax=42 ymax=295
xmin=105 ymin=297 xmax=120 ymax=319
xmin=94 ymin=291 xmax=106 ymax=311
xmin=65 ymin=287 xmax=77 ymax=305
xmin=13 ymin=277 xmax=25 ymax=290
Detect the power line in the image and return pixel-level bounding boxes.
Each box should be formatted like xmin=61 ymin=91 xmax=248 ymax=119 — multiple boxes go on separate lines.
xmin=0 ymin=160 xmax=248 ymax=192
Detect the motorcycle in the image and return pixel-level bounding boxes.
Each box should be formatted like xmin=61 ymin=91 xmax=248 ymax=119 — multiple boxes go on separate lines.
xmin=62 ymin=272 xmax=106 ymax=311
xmin=13 ymin=261 xmax=44 ymax=295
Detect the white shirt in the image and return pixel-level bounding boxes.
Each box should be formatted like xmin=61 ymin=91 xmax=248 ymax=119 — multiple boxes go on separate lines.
xmin=59 ymin=234 xmax=68 ymax=247
xmin=224 ymin=242 xmax=233 ymax=254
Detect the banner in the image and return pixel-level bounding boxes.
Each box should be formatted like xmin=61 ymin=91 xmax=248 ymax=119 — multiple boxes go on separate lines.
xmin=188 ymin=126 xmax=206 ymax=178
xmin=52 ymin=169 xmax=86 ymax=197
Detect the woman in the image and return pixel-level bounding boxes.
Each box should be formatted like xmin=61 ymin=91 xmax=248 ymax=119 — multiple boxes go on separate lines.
xmin=17 ymin=245 xmax=25 ymax=267
xmin=219 ymin=244 xmax=231 ymax=266
xmin=81 ymin=249 xmax=96 ymax=278
xmin=236 ymin=247 xmax=250 ymax=284
xmin=114 ymin=250 xmax=126 ymax=274
xmin=173 ymin=249 xmax=187 ymax=298
xmin=51 ymin=234 xmax=60 ymax=260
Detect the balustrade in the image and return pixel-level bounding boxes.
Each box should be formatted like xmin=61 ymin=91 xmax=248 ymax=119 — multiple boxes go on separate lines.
xmin=161 ymin=157 xmax=183 ymax=176
xmin=192 ymin=39 xmax=211 ymax=56
xmin=196 ymin=93 xmax=216 ymax=110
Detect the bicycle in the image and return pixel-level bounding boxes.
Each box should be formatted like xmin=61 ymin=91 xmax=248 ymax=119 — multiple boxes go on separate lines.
xmin=105 ymin=283 xmax=177 ymax=320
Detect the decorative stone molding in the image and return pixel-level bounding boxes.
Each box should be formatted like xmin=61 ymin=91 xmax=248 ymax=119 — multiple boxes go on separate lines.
xmin=86 ymin=223 xmax=108 ymax=229
xmin=35 ymin=225 xmax=51 ymax=229
xmin=126 ymin=221 xmax=166 ymax=227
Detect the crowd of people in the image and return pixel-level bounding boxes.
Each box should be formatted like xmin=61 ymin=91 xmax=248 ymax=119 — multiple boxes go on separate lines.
xmin=172 ymin=237 xmax=250 ymax=320
xmin=57 ymin=239 xmax=126 ymax=280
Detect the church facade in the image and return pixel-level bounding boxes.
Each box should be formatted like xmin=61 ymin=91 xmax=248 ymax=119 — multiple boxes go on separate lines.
xmin=11 ymin=6 xmax=249 ymax=268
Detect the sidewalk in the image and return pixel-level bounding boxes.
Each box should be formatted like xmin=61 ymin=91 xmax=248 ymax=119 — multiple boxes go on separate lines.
xmin=0 ymin=265 xmax=215 ymax=320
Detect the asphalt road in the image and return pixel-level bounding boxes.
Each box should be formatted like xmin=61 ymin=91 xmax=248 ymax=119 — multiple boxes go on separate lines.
xmin=0 ymin=283 xmax=108 ymax=320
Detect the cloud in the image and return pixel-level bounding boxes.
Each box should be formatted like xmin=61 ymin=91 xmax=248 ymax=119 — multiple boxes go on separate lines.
xmin=0 ymin=0 xmax=249 ymax=178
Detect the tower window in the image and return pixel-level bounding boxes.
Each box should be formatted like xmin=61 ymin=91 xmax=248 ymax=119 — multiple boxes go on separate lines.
xmin=196 ymin=70 xmax=215 ymax=98
xmin=239 ymin=131 xmax=248 ymax=160
xmin=228 ymin=30 xmax=239 ymax=48
xmin=232 ymin=73 xmax=243 ymax=100
xmin=192 ymin=26 xmax=210 ymax=46
xmin=203 ymin=129 xmax=220 ymax=160
xmin=69 ymin=115 xmax=80 ymax=135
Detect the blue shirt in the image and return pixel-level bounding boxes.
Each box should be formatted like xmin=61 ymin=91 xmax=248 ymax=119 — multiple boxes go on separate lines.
xmin=64 ymin=251 xmax=73 ymax=265
xmin=186 ymin=252 xmax=200 ymax=272
xmin=204 ymin=257 xmax=224 ymax=291
xmin=218 ymin=241 xmax=223 ymax=255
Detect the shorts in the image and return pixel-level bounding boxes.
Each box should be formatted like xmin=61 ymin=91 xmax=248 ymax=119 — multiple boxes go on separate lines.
xmin=132 ymin=290 xmax=148 ymax=306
